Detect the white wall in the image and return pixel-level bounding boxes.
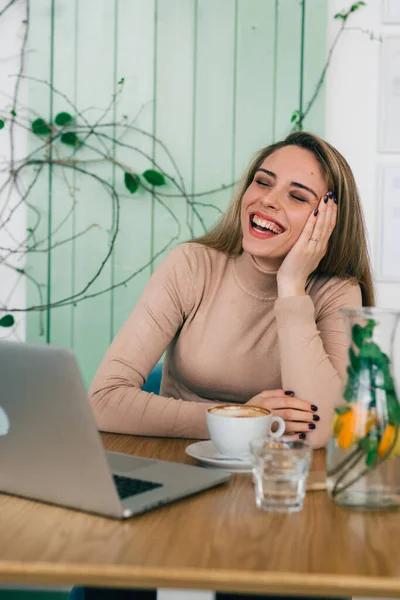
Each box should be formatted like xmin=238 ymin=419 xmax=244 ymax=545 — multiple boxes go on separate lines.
xmin=326 ymin=0 xmax=400 ymax=382
xmin=0 ymin=0 xmax=26 ymax=341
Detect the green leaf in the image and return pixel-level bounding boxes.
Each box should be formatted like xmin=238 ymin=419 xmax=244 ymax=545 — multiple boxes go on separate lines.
xmin=343 ymin=374 xmax=359 ymax=402
xmin=359 ymin=342 xmax=384 ymax=364
xmin=387 ymin=392 xmax=400 ymax=426
xmin=55 ymin=112 xmax=73 ymax=126
xmin=351 ymin=1 xmax=366 ymax=11
xmin=32 ymin=118 xmax=52 ymax=136
xmin=0 ymin=314 xmax=15 ymax=328
xmin=118 ymin=77 xmax=125 ymax=85
xmin=366 ymin=445 xmax=378 ymax=467
xmin=0 ymin=119 xmax=4 ymax=130
xmin=334 ymin=12 xmax=346 ymax=19
xmin=382 ymin=362 xmax=396 ymax=392
xmin=60 ymin=132 xmax=80 ymax=146
xmin=359 ymin=432 xmax=379 ymax=467
xmin=352 ymin=324 xmax=364 ymax=348
xmin=349 ymin=346 xmax=360 ymax=372
xmin=351 ymin=320 xmax=375 ymax=349
xmin=335 ymin=405 xmax=351 ymax=415
xmin=124 ymin=172 xmax=140 ymax=194
xmin=290 ymin=112 xmax=298 ymax=123
xmin=10 ymin=109 xmax=16 ymax=117
xmin=143 ymin=169 xmax=166 ymax=186
xmin=364 ymin=319 xmax=376 ymax=339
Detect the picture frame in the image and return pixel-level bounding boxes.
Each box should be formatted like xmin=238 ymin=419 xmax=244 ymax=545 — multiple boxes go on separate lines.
xmin=375 ymin=165 xmax=400 ymax=283
xmin=382 ymin=0 xmax=400 ymax=24
xmin=379 ymin=37 xmax=400 ymax=153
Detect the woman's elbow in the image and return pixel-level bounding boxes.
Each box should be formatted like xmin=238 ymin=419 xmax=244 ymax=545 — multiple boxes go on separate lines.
xmin=88 ymin=387 xmax=114 ymax=432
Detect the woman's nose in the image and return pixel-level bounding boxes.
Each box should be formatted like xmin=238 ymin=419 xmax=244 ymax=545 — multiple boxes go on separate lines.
xmin=260 ymin=191 xmax=282 ymax=210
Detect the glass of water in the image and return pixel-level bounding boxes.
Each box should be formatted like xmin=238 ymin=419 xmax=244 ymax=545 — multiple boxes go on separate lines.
xmin=250 ymin=437 xmax=312 ymax=513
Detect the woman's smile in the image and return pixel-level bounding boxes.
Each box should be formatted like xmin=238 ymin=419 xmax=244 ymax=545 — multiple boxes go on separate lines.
xmin=248 ymin=211 xmax=286 ymax=239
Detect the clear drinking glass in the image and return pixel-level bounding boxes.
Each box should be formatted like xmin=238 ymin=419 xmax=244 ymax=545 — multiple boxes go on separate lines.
xmin=250 ymin=437 xmax=312 ymax=513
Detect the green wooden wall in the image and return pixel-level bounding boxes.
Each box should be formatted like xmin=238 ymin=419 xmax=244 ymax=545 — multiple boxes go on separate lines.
xmin=26 ymin=0 xmax=327 ymax=388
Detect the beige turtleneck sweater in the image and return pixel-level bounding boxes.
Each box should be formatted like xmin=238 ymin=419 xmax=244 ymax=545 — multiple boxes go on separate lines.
xmin=89 ymin=243 xmax=362 ymax=447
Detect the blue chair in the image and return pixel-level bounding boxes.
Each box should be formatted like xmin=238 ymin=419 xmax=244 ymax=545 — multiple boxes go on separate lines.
xmin=142 ymin=363 xmax=163 ymax=394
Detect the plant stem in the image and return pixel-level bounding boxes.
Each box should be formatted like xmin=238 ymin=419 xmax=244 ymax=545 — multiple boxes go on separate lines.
xmin=331 ymin=428 xmax=400 ymax=500
xmin=326 ymin=445 xmax=362 ymax=477
xmin=330 ymin=448 xmax=364 ymax=497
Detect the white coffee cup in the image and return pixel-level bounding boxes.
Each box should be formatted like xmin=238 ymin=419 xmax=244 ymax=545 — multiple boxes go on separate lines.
xmin=206 ymin=404 xmax=285 ymax=458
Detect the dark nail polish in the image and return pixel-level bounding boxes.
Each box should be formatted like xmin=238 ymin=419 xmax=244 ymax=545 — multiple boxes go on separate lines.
xmin=333 ymin=195 xmax=338 ymax=204
xmin=328 ymin=191 xmax=333 ymax=198
xmin=308 ymin=423 xmax=316 ymax=430
xmin=313 ymin=208 xmax=319 ymax=216
xmin=313 ymin=414 xmax=320 ymax=422
xmin=284 ymin=390 xmax=295 ymax=396
xmin=323 ymin=195 xmax=329 ymax=203
xmin=311 ymin=405 xmax=318 ymax=411
xmin=299 ymin=432 xmax=306 ymax=440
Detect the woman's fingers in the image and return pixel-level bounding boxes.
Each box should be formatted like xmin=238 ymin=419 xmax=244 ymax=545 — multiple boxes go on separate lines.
xmin=273 ymin=407 xmax=316 ymax=424
xmin=246 ymin=390 xmax=320 ymax=439
xmin=320 ymin=192 xmax=338 ymax=242
xmin=309 ymin=191 xmax=337 ymax=250
xmin=256 ymin=390 xmax=316 ymax=414
xmin=274 ymin=414 xmax=317 ymax=432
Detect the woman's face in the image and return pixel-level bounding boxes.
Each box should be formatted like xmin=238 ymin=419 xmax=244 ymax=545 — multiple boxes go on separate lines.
xmin=241 ymin=145 xmax=328 ymax=270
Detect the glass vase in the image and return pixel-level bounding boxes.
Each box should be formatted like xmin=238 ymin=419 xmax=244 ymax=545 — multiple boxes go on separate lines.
xmin=326 ymin=307 xmax=400 ymax=510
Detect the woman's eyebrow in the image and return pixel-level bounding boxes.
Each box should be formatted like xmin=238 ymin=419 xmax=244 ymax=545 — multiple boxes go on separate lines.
xmin=256 ymin=168 xmax=318 ymax=200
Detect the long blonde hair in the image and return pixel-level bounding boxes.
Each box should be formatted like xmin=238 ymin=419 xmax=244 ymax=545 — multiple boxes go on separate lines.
xmin=193 ymin=131 xmax=375 ymax=306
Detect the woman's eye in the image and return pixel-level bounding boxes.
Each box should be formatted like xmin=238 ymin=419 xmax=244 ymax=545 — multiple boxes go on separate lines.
xmin=256 ymin=179 xmax=270 ymax=187
xmin=290 ymin=194 xmax=307 ymax=203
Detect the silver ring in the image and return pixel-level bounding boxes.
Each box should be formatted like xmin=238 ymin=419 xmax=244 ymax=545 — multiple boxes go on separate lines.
xmin=309 ymin=237 xmax=321 ymax=242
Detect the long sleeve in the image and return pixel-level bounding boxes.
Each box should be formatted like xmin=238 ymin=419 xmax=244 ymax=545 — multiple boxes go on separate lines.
xmin=89 ymin=245 xmax=213 ymax=439
xmin=274 ymin=278 xmax=362 ymax=448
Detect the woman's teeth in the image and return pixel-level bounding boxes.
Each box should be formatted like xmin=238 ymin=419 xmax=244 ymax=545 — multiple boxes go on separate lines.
xmin=251 ymin=215 xmax=283 ymax=234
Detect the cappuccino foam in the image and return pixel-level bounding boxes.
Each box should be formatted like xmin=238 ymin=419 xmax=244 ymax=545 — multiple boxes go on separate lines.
xmin=208 ymin=405 xmax=269 ymax=418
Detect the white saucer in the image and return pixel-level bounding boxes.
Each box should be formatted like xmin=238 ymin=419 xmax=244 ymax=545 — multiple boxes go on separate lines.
xmin=185 ymin=440 xmax=252 ymax=472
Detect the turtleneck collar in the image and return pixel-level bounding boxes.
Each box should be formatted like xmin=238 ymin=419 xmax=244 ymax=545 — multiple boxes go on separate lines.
xmin=233 ymin=250 xmax=278 ymax=300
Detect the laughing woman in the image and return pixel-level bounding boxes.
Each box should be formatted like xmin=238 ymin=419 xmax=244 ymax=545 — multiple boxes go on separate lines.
xmin=70 ymin=133 xmax=373 ymax=600
xmin=89 ymin=131 xmax=374 ymax=452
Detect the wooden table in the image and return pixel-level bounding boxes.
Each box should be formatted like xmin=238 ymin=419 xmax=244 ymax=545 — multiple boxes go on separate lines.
xmin=0 ymin=434 xmax=399 ymax=598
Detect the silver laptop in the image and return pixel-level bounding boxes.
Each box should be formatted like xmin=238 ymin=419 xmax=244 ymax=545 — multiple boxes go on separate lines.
xmin=0 ymin=341 xmax=230 ymax=519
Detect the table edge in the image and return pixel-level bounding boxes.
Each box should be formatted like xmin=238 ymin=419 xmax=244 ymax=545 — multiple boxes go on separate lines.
xmin=0 ymin=563 xmax=399 ymax=597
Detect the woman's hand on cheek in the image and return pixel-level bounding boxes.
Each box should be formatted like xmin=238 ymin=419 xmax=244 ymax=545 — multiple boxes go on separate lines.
xmin=245 ymin=389 xmax=320 ymax=440
xmin=277 ymin=191 xmax=338 ymax=297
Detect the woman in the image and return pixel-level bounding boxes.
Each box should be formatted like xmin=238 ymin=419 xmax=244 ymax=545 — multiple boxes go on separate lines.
xmin=70 ymin=133 xmax=371 ymax=599
xmin=89 ymin=131 xmax=374 ymax=450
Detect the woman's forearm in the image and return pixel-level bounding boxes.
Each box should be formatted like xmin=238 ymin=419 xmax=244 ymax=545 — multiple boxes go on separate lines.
xmin=275 ymin=282 xmax=360 ymax=447
xmin=90 ymin=380 xmax=214 ymax=439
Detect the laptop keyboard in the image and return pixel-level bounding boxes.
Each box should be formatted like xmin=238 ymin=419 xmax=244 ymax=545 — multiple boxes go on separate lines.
xmin=113 ymin=474 xmax=163 ymax=500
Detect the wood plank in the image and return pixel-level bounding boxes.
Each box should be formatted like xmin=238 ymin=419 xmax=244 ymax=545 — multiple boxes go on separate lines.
xmin=233 ymin=0 xmax=276 ymax=178
xmin=48 ymin=0 xmax=78 ymax=349
xmin=302 ymin=0 xmax=327 ymax=134
xmin=70 ymin=0 xmax=116 ymax=388
xmin=274 ymin=0 xmax=303 ymax=141
xmin=191 ymin=0 xmax=236 ymax=236
xmin=111 ymin=0 xmax=155 ymax=338
xmin=25 ymin=0 xmax=53 ymax=343
xmin=152 ymin=0 xmax=196 ymax=271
